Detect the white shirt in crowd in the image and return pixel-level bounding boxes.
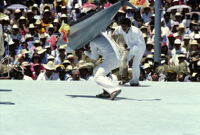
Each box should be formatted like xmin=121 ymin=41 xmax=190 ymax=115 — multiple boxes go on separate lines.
xmin=37 ymin=72 xmax=60 ymax=80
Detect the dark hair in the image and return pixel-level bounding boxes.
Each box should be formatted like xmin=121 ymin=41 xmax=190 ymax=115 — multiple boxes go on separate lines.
xmin=120 ymin=18 xmax=131 ymax=26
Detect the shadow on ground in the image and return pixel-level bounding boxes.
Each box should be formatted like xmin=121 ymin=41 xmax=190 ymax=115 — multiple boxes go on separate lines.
xmin=0 ymin=102 xmax=15 ymax=105
xmin=66 ymin=95 xmax=161 ymax=101
xmin=121 ymin=84 xmax=151 ymax=87
xmin=0 ymin=89 xmax=12 ymax=92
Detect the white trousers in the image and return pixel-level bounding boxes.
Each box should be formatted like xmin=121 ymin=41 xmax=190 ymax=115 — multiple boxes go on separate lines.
xmin=93 ymin=54 xmax=121 ymax=94
xmin=128 ymin=46 xmax=145 ymax=84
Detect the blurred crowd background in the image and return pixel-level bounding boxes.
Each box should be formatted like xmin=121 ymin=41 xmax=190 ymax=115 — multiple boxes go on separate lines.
xmin=0 ymin=0 xmax=199 ymax=82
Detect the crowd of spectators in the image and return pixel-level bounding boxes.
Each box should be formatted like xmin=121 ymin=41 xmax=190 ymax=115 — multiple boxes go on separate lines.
xmin=0 ymin=0 xmax=199 ymax=82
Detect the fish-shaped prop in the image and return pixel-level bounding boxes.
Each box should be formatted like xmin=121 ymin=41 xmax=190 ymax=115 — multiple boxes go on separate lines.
xmin=67 ymin=0 xmax=138 ymax=51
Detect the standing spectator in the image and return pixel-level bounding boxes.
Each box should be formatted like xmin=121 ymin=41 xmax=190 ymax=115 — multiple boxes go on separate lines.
xmin=113 ymin=18 xmax=146 ymax=86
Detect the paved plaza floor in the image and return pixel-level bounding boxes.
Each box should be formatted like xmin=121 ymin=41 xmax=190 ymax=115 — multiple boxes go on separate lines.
xmin=0 ymin=80 xmax=200 ymax=135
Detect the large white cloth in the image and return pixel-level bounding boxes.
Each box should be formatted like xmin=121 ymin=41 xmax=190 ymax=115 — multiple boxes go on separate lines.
xmin=84 ymin=33 xmax=121 ymax=94
xmin=37 ymin=72 xmax=60 ymax=80
xmin=114 ymin=26 xmax=146 ymax=84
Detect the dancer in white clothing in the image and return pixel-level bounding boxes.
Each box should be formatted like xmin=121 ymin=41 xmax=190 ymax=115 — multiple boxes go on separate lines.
xmin=84 ymin=33 xmax=122 ymax=100
xmin=112 ymin=18 xmax=146 ymax=86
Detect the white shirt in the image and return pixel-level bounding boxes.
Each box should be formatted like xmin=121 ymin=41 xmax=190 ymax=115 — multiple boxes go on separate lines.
xmin=37 ymin=72 xmax=60 ymax=80
xmin=84 ymin=33 xmax=121 ymax=60
xmin=114 ymin=26 xmax=146 ymax=52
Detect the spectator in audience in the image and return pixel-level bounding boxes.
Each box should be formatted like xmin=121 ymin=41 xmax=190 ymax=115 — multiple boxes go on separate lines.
xmin=37 ymin=61 xmax=60 ymax=80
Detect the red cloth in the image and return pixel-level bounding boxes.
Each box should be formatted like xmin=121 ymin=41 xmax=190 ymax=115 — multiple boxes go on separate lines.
xmin=48 ymin=35 xmax=58 ymax=50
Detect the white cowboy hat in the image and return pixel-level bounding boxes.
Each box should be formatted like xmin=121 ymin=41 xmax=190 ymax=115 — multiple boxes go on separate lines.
xmin=35 ymin=46 xmax=46 ymax=54
xmin=44 ymin=61 xmax=56 ymax=70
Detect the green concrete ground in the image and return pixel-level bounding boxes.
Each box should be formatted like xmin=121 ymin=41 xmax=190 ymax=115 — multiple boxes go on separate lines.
xmin=0 ymin=81 xmax=200 ymax=135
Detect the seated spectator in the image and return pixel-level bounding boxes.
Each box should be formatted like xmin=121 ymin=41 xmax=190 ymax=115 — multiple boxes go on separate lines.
xmin=62 ymin=59 xmax=71 ymax=69
xmin=33 ymin=63 xmax=42 ymax=80
xmin=21 ymin=61 xmax=33 ymax=79
xmin=177 ymin=72 xmax=187 ymax=82
xmin=146 ymin=71 xmax=159 ymax=81
xmin=30 ymin=53 xmax=45 ymax=72
xmin=68 ymin=69 xmax=85 ymax=81
xmin=56 ymin=65 xmax=68 ymax=80
xmin=37 ymin=61 xmax=60 ymax=80
xmin=170 ymin=39 xmax=187 ymax=65
xmin=78 ymin=61 xmax=94 ymax=80
xmin=54 ymin=44 xmax=67 ymax=65
xmin=144 ymin=40 xmax=154 ymax=57
xmin=166 ymin=70 xmax=177 ymax=82
xmin=187 ymin=40 xmax=200 ymax=56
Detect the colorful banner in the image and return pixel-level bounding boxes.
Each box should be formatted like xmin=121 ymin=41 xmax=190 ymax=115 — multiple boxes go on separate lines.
xmin=59 ymin=21 xmax=70 ymax=43
xmin=129 ymin=0 xmax=149 ymax=7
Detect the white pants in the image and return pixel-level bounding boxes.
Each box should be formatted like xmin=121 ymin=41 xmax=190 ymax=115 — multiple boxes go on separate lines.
xmin=128 ymin=46 xmax=145 ymax=84
xmin=93 ymin=54 xmax=121 ymax=94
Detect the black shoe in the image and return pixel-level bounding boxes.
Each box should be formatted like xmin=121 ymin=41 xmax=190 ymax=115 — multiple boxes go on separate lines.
xmin=130 ymin=83 xmax=139 ymax=86
xmin=96 ymin=90 xmax=110 ymax=99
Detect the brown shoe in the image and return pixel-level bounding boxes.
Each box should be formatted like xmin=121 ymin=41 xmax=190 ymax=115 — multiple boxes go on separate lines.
xmin=110 ymin=90 xmax=121 ymax=100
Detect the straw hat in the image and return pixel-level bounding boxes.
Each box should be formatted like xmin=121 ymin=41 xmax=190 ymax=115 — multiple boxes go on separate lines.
xmin=57 ymin=0 xmax=63 ymax=2
xmin=175 ymin=12 xmax=182 ymax=16
xmin=25 ymin=34 xmax=33 ymax=40
xmin=45 ymin=45 xmax=51 ymax=49
xmin=19 ymin=16 xmax=26 ymax=20
xmin=111 ymin=22 xmax=118 ymax=30
xmin=27 ymin=10 xmax=33 ymax=13
xmin=44 ymin=61 xmax=56 ymax=70
xmin=53 ymin=18 xmax=59 ymax=23
xmin=61 ymin=6 xmax=66 ymax=9
xmin=74 ymin=4 xmax=80 ymax=9
xmin=78 ymin=62 xmax=94 ymax=69
xmin=34 ymin=40 xmax=41 ymax=45
xmin=20 ymin=49 xmax=29 ymax=55
xmin=35 ymin=46 xmax=46 ymax=54
xmin=174 ymin=39 xmax=181 ymax=44
xmin=61 ymin=14 xmax=67 ymax=18
xmin=194 ymin=34 xmax=200 ymax=39
xmin=47 ymin=55 xmax=55 ymax=60
xmin=44 ymin=9 xmax=51 ymax=13
xmin=178 ymin=54 xmax=186 ymax=58
xmin=48 ymin=24 xmax=54 ymax=29
xmin=147 ymin=40 xmax=154 ymax=46
xmin=40 ymin=33 xmax=47 ymax=39
xmin=63 ymin=59 xmax=71 ymax=64
xmin=189 ymin=40 xmax=199 ymax=47
xmin=184 ymin=34 xmax=190 ymax=40
xmin=67 ymin=54 xmax=74 ymax=59
xmin=178 ymin=23 xmax=185 ymax=29
xmin=140 ymin=25 xmax=148 ymax=30
xmin=65 ymin=65 xmax=73 ymax=72
xmin=35 ymin=19 xmax=41 ymax=25
xmin=190 ymin=20 xmax=198 ymax=25
xmin=58 ymin=44 xmax=67 ymax=50
xmin=12 ymin=24 xmax=19 ymax=29
xmin=28 ymin=23 xmax=35 ymax=29
xmin=21 ymin=61 xmax=30 ymax=67
xmin=15 ymin=9 xmax=21 ymax=13
xmin=43 ymin=4 xmax=51 ymax=11
xmin=143 ymin=63 xmax=151 ymax=69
